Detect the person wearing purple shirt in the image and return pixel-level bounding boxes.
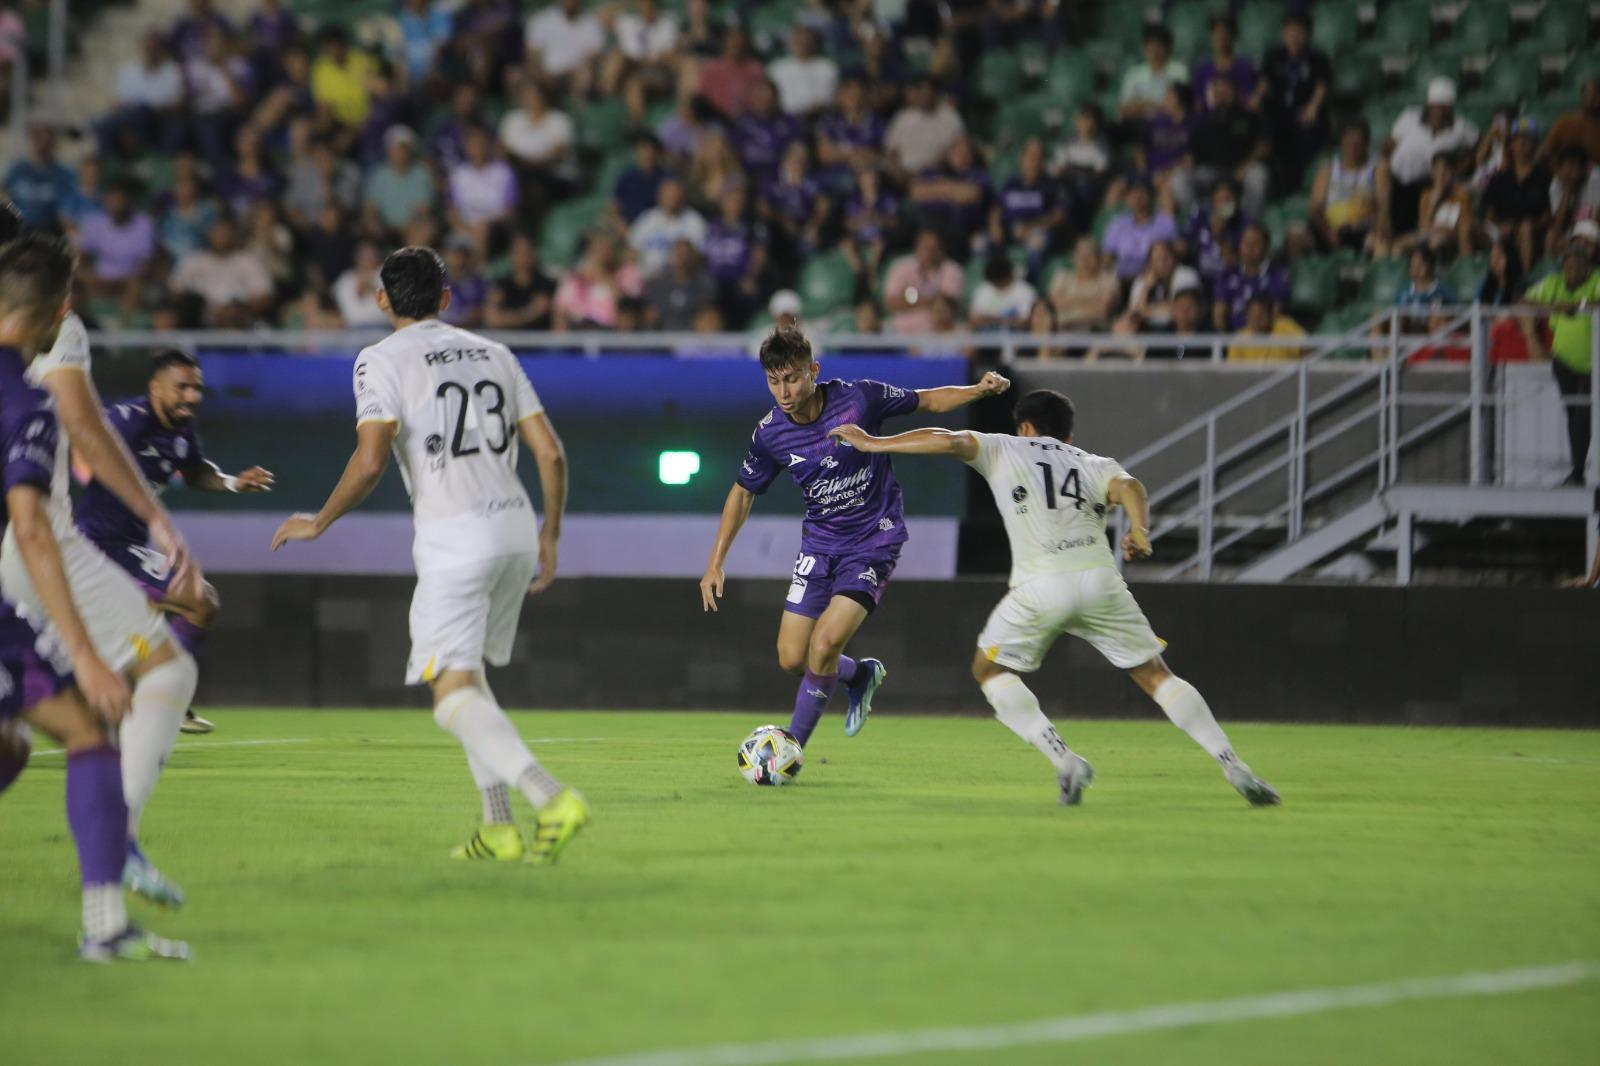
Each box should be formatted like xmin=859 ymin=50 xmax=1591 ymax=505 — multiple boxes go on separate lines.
xmin=760 ymin=141 xmax=829 ymax=258
xmin=816 ymin=75 xmax=886 ymax=190
xmin=75 ymin=181 xmax=157 ymax=298
xmin=1102 ymin=179 xmax=1179 ymax=281
xmin=1192 ymin=14 xmax=1259 ymax=113
xmin=699 ymin=326 xmax=1011 ymax=751
xmin=989 ymin=138 xmax=1065 ymax=276
xmin=428 ymin=84 xmax=487 ymax=170
xmin=731 ymin=79 xmax=802 ymax=183
xmin=703 ymin=185 xmax=769 ymax=324
xmin=1180 ymin=179 xmax=1248 ymax=286
xmin=1212 ymin=222 xmax=1290 ymax=330
xmin=910 ymin=135 xmax=992 ymax=258
xmin=612 ymin=134 xmax=670 ymax=224
xmin=169 ymin=0 xmax=230 ymax=63
xmin=76 ymin=351 xmax=272 ymax=658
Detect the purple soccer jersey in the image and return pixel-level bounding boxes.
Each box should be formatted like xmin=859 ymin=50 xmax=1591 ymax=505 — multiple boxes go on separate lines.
xmin=76 ymin=397 xmax=206 ymax=554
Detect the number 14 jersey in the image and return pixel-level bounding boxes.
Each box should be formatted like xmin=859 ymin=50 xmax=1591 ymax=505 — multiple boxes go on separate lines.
xmin=965 ymin=432 xmax=1128 ymax=586
xmin=354 ymin=319 xmax=542 ymax=558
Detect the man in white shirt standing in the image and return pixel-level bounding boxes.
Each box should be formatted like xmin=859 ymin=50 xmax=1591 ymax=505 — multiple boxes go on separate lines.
xmin=885 ymin=75 xmax=966 ymax=178
xmin=525 ymin=0 xmax=606 ymax=97
xmin=769 ymin=26 xmax=838 ymax=118
xmin=100 ymin=30 xmax=185 ymax=154
xmin=1387 ymin=78 xmax=1478 ymax=236
xmin=272 ymin=246 xmax=587 ymax=864
xmin=602 ymin=0 xmax=680 ymax=121
xmin=498 ymin=82 xmax=579 ymax=200
xmin=628 ymin=178 xmax=708 ymax=278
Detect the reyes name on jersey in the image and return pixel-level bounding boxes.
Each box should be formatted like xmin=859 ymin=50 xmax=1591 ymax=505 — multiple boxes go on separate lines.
xmin=966 ymin=433 xmax=1128 ymax=585
xmin=354 ymin=320 xmax=543 ymax=557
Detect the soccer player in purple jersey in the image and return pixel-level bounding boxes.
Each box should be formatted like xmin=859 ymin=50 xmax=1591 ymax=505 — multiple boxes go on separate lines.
xmin=0 ymin=233 xmax=187 ymax=961
xmin=699 ymin=325 xmax=1009 ymax=748
xmin=73 ymin=349 xmax=274 ymax=733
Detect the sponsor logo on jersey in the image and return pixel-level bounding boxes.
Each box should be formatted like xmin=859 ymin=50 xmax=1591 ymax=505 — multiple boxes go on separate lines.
xmin=138 ymin=445 xmax=160 ymax=458
xmin=1011 ymin=485 xmax=1028 ymax=503
xmin=788 ymin=453 xmax=807 ymax=467
xmin=741 ymin=455 xmax=758 ymax=476
xmin=884 ymin=385 xmax=908 ymax=398
xmin=482 ymin=496 xmax=528 ymax=517
xmin=758 ymin=411 xmax=774 ymax=428
xmin=856 ymin=566 xmax=878 ymax=586
xmin=425 ymin=434 xmax=445 ymax=456
xmin=878 ymin=518 xmax=894 ymax=532
xmin=820 ymin=454 xmax=839 ymax=470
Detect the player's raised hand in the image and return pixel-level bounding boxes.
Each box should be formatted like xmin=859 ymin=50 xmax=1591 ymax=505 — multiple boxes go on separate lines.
xmin=231 ymin=466 xmax=275 ymax=493
xmin=74 ymin=651 xmax=131 ymax=724
xmin=528 ymin=532 xmax=559 ymax=595
xmin=1121 ymin=527 xmax=1153 ymax=561
xmin=270 ymin=513 xmax=323 ymax=551
xmin=700 ymin=564 xmax=725 ymax=612
xmin=827 ymin=423 xmax=871 ymax=450
xmin=975 ymin=371 xmax=1011 ymax=397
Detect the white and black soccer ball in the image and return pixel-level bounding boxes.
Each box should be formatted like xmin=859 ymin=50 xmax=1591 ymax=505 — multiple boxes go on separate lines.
xmin=737 ymin=725 xmax=804 ymax=786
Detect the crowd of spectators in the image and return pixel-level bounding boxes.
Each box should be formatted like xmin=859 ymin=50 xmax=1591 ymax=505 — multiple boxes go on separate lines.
xmin=2 ymin=0 xmax=1597 ymax=362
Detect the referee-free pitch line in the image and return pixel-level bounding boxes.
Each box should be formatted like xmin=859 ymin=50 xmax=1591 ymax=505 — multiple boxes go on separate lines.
xmin=544 ymin=961 xmax=1600 ymax=1066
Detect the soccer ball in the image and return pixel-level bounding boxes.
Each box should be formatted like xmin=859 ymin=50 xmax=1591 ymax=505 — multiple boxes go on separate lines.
xmin=737 ymin=725 xmax=804 ymax=786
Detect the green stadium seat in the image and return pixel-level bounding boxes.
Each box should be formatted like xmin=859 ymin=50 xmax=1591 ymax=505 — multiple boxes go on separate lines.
xmin=539 ymin=197 xmax=605 ymax=269
xmin=1016 ymin=40 xmax=1051 ymax=82
xmin=1527 ymin=257 xmax=1559 ymax=285
xmin=1362 ymin=95 xmax=1405 ymax=144
xmin=1526 ymin=98 xmax=1569 ymax=131
xmin=1359 ymin=258 xmax=1411 ymax=306
xmin=1166 ymin=5 xmax=1212 ymax=60
xmin=1312 ymin=0 xmax=1361 ymax=56
xmin=1332 ymin=52 xmax=1382 ymax=101
xmin=1263 ymin=195 xmax=1307 ymax=252
xmin=1447 ymin=2 xmax=1509 ymax=53
xmin=1445 ymin=254 xmax=1488 ymax=298
xmin=1236 ymin=1 xmax=1280 ymax=60
xmin=798 ymin=251 xmax=857 ymax=317
xmin=975 ymin=51 xmax=1025 ymax=102
xmin=1291 ymin=255 xmax=1340 ymax=319
xmin=1321 ymin=303 xmax=1382 ymax=339
xmin=1566 ymin=54 xmax=1600 ymax=90
xmin=1366 ymin=1 xmax=1433 ymax=56
xmin=593 ymin=150 xmax=633 ymax=197
xmin=992 ymin=94 xmax=1062 ymax=150
xmin=573 ymin=99 xmax=632 ymax=155
xmin=1521 ymin=1 xmax=1587 ymax=56
xmin=1044 ymin=52 xmax=1094 ymax=105
xmin=1479 ymin=54 xmax=1540 ymax=105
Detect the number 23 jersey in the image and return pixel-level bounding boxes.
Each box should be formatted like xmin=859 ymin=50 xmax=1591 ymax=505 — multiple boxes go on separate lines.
xmin=354 ymin=319 xmax=542 ymax=557
xmin=966 ymin=432 xmax=1128 ymax=586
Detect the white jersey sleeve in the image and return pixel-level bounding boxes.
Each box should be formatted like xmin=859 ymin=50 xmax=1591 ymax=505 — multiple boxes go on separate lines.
xmin=353 ymin=349 xmax=402 ymax=426
xmin=509 ymin=355 xmax=544 ymax=423
xmin=27 ymin=312 xmax=92 ymax=535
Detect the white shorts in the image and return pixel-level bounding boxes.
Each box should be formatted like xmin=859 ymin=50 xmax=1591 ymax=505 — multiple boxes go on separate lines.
xmin=0 ymin=526 xmax=171 ymax=675
xmin=406 ymin=551 xmax=538 ymax=685
xmin=977 ymin=567 xmax=1166 ymax=674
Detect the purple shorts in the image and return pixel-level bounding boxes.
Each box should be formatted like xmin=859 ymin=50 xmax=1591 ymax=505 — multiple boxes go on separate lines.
xmin=783 ymin=545 xmax=901 ymax=619
xmin=0 ymin=601 xmax=72 ymax=721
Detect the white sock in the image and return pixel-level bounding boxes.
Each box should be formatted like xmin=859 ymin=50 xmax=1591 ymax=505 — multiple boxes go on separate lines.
xmin=120 ymin=652 xmax=199 ymax=836
xmin=83 ymin=882 xmax=127 ymax=941
xmin=1152 ymin=675 xmax=1238 ymax=765
xmin=433 ymin=688 xmax=562 ymax=811
xmin=981 ymin=672 xmax=1077 ymax=773
xmin=465 ymin=753 xmax=513 ymax=824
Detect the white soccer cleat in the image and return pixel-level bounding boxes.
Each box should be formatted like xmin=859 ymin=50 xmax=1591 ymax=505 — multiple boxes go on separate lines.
xmin=1224 ymin=762 xmax=1281 ymax=806
xmin=1057 ymin=754 xmax=1095 ymax=806
xmin=179 ymin=710 xmax=214 ymax=735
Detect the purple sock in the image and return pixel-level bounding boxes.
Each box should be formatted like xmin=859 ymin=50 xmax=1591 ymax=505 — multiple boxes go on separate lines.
xmin=789 ymin=670 xmax=839 ymax=747
xmin=167 ymin=614 xmax=207 ymax=656
xmin=66 ymin=746 xmax=128 ymax=887
xmin=836 ymin=656 xmax=859 ymax=685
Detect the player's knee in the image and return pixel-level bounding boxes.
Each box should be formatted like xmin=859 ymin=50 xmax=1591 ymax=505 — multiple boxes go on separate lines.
xmin=1128 ymin=655 xmax=1172 ymax=696
xmin=776 ymin=644 xmax=807 ymax=675
xmin=806 ymin=628 xmax=846 ymax=668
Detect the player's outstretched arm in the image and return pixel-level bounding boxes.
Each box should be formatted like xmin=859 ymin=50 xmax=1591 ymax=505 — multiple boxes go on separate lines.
xmin=1563 ymin=548 xmax=1600 ymax=589
xmin=828 ymin=424 xmax=979 ymax=461
xmin=519 ymin=412 xmax=567 ymax=595
xmin=913 ymin=370 xmax=1011 ymax=413
xmin=6 ymin=484 xmax=130 ymax=722
xmin=190 ymin=460 xmax=275 ymax=494
xmin=700 ymin=483 xmax=755 ymax=612
xmin=1107 ymin=474 xmax=1153 ymax=561
xmin=271 ymin=421 xmax=395 ymax=550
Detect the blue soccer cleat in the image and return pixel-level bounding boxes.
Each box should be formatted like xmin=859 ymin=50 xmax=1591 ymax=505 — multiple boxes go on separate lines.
xmin=124 ymin=840 xmax=185 ymax=909
xmin=844 ymin=658 xmax=887 ymax=737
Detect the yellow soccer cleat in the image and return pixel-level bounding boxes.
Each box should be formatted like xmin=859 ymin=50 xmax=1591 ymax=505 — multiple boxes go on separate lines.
xmin=526 ymin=789 xmax=591 ymax=865
xmin=451 ymin=823 xmax=526 ymax=861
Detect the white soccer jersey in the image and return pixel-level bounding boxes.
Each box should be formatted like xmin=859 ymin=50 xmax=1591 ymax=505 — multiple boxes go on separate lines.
xmin=27 ymin=311 xmax=91 ymax=536
xmin=353 ymin=319 xmax=543 ymax=559
xmin=966 ymin=432 xmax=1128 ymax=586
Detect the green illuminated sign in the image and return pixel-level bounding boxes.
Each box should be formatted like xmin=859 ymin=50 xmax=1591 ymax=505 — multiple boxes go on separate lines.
xmin=658 ymin=450 xmax=702 ymax=485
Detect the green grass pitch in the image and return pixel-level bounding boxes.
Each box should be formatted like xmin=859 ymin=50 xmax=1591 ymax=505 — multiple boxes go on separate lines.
xmin=2 ymin=709 xmax=1597 ymax=1066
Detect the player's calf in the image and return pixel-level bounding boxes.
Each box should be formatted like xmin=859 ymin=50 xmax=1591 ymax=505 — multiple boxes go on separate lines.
xmin=1128 ymin=656 xmax=1281 ymax=806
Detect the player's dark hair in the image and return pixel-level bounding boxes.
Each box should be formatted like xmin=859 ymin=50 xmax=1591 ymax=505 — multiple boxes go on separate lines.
xmin=0 ymin=199 xmax=22 ymax=245
xmin=1014 ymin=390 xmax=1075 ymax=441
xmin=758 ymin=325 xmax=814 ymax=373
xmin=380 ymin=245 xmax=448 ymax=320
xmin=0 ymin=231 xmax=75 ymax=322
xmin=150 ymin=348 xmax=200 ymax=376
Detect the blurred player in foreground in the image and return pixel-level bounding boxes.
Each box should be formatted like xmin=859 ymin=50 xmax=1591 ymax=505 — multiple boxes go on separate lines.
xmin=829 ymin=389 xmax=1280 ymax=806
xmin=0 ymin=233 xmax=188 ymax=960
xmin=699 ymin=325 xmax=1009 ymax=751
xmin=73 ymin=349 xmax=275 ymax=735
xmin=271 ymin=247 xmax=587 ymax=864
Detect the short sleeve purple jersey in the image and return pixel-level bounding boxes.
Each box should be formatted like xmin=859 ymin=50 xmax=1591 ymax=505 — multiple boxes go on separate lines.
xmin=0 ymin=348 xmax=61 ymax=660
xmin=737 ymin=379 xmax=920 ymax=554
xmin=76 ymin=397 xmax=205 ymax=548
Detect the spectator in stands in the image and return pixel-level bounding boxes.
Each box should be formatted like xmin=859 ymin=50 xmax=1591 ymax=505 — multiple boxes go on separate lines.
xmin=1521 ymin=241 xmax=1600 ymax=484
xmin=394 ymin=0 xmax=454 ymax=91
xmin=1180 ymin=179 xmax=1246 ymax=288
xmin=1260 ymin=10 xmax=1331 ymax=189
xmin=1542 ymin=77 xmax=1600 ymax=166
xmin=910 ymin=134 xmax=991 ymax=259
xmin=171 ymin=215 xmax=275 ymax=327
xmin=102 ymin=30 xmax=186 ymax=156
xmin=704 ymin=184 xmax=770 ymax=327
xmin=990 ymin=138 xmax=1065 ymax=279
xmin=760 ymin=141 xmax=829 ymax=260
xmin=446 ymin=125 xmax=519 ymax=254
xmin=856 ymin=31 xmax=907 ymax=117
xmin=1144 ymin=81 xmax=1196 ymax=215
xmin=1102 ymin=178 xmax=1177 ymax=283
xmin=1305 ymin=120 xmax=1391 ymax=256
xmin=247 ymin=0 xmax=298 ymax=66
xmin=499 ymin=82 xmax=579 ymax=205
xmin=968 ymin=252 xmax=1037 ymax=331
xmin=1548 ymin=147 xmax=1600 ymax=258
xmin=1055 ymin=103 xmax=1111 ymax=238
xmin=817 ymin=75 xmax=887 ymax=189
xmin=1118 ymin=24 xmax=1187 ymax=123
xmin=769 ymin=26 xmax=838 ymax=118
xmin=183 ymin=25 xmax=250 ymax=167
xmin=1138 ymin=285 xmax=1209 ymax=360
xmin=217 ymin=126 xmax=284 ymax=220
xmin=1484 ymin=118 xmax=1553 ymax=275
xmin=1214 ymin=222 xmax=1289 ymax=330
xmin=170 ymin=0 xmax=228 ymax=64
xmin=1021 ymin=299 xmax=1064 ymax=360
xmin=429 ymin=83 xmax=488 ymax=169
xmin=1049 ymin=237 xmax=1122 ymax=332
xmin=630 ymin=178 xmax=708 ymax=279
xmin=602 ymin=0 xmax=681 ymax=123
xmin=1478 ymin=238 xmax=1532 ymax=364
xmin=1228 ymin=294 xmax=1307 ymax=361
xmin=886 ymin=75 xmax=966 ymax=177
xmin=245 ymin=199 xmax=295 ymax=303
xmin=364 ymin=126 xmax=434 ymax=233
xmin=310 ymin=26 xmax=376 ymax=129
xmin=769 ymin=289 xmax=802 ymax=330
xmin=249 ymin=48 xmax=313 ymax=149
xmin=687 ymin=130 xmax=747 ymax=215
xmin=75 ymin=180 xmax=157 ymax=312
xmin=486 ymin=233 xmax=556 ymax=330
xmin=1115 ymin=240 xmax=1200 ymax=334
xmin=1575 ymin=218 xmax=1600 ymax=258
xmin=441 ymin=238 xmax=490 ymax=328
xmin=657 ymin=90 xmax=720 ymax=165
xmin=1387 ymin=78 xmax=1478 ymax=237
xmin=732 ymin=79 xmax=803 ymax=184
xmin=61 ymin=156 xmax=104 ymax=232
xmin=697 ymin=25 xmax=765 ymax=120
xmin=448 ymin=0 xmax=522 ymax=91
xmin=3 ymin=126 xmax=77 ymax=231
xmin=332 ymin=240 xmax=388 ymax=328
xmin=304 ymin=205 xmax=357 ymax=291
xmin=1388 ymin=245 xmax=1457 ymax=342
xmin=353 ymin=62 xmax=414 ymax=167
xmin=646 ymin=239 xmax=717 ymax=330
xmin=883 ymin=228 xmax=964 ymax=334
xmin=613 ymin=134 xmax=670 ymax=226
xmin=1394 ymin=151 xmax=1474 ymax=263
xmin=841 ymin=165 xmax=899 ymax=292
xmin=1189 ymin=74 xmax=1270 ymax=218
xmin=1471 ymin=106 xmax=1517 ymax=193
xmin=1193 ymin=14 xmax=1257 ymax=113
xmin=157 ymin=172 xmax=217 ymax=261
xmin=284 ymin=135 xmax=357 ymax=231
xmin=524 ymin=0 xmax=605 ymax=98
